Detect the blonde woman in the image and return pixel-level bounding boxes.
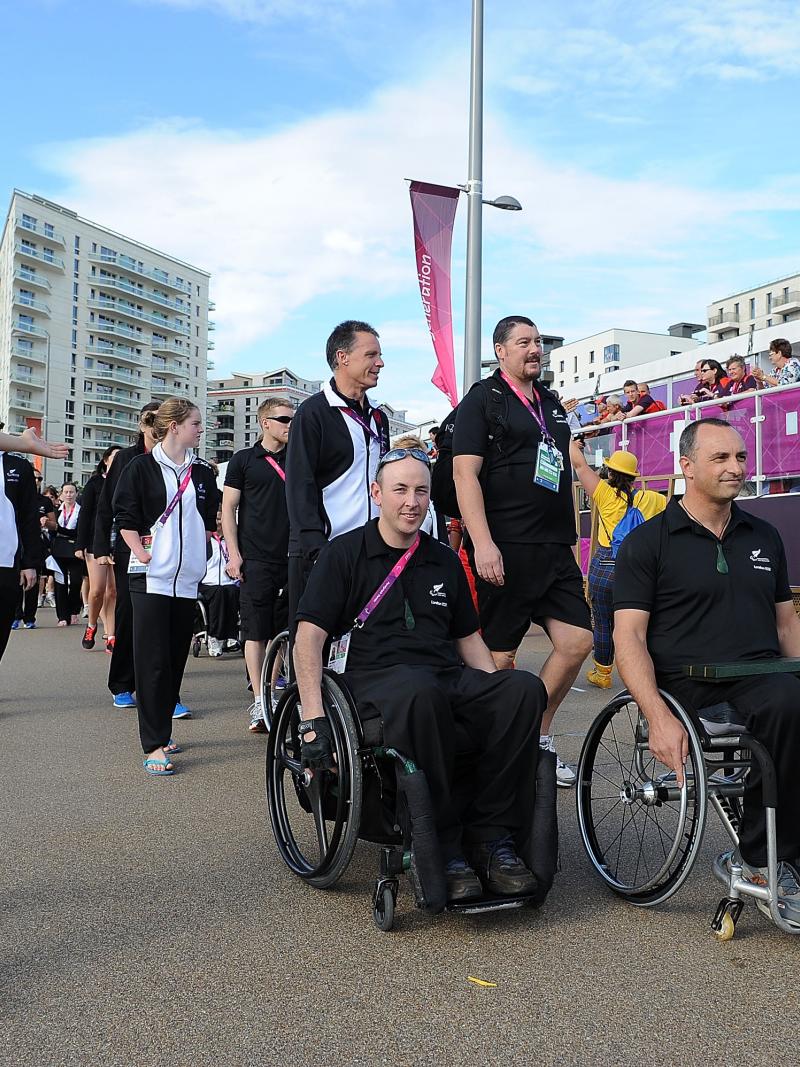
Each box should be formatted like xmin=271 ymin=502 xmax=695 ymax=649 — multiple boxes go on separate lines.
xmin=113 ymin=399 xmax=220 ymax=776
xmin=75 ymin=445 xmax=121 ymax=651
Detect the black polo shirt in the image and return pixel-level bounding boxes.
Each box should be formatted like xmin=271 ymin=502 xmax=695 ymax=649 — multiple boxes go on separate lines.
xmin=224 ymin=442 xmax=288 ymax=565
xmin=452 ymin=369 xmax=575 ymax=544
xmin=295 ymin=519 xmax=479 ymax=672
xmin=614 ymin=497 xmax=792 ymax=683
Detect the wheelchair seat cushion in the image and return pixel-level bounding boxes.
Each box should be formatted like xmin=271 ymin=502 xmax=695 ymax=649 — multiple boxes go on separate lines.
xmin=696 ymin=701 xmax=748 ymax=738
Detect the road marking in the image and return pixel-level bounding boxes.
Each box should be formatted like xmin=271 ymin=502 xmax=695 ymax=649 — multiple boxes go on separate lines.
xmin=570 ymin=686 xmax=587 ymax=692
xmin=467 ymin=976 xmax=497 ymax=988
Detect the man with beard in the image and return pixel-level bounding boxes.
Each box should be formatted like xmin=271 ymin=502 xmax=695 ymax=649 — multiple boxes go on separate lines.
xmin=452 ymin=316 xmax=592 ymax=787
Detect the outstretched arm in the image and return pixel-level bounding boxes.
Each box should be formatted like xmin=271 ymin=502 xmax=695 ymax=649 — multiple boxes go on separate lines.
xmin=0 ymin=427 xmax=68 ymax=460
xmin=568 ymin=437 xmax=600 ymax=497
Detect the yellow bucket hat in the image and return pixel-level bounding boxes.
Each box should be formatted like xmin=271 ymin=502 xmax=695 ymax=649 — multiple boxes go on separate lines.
xmin=604 ymin=450 xmax=639 ymax=477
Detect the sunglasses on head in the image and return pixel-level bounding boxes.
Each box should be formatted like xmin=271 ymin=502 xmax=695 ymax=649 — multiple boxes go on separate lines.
xmin=267 ymin=415 xmax=293 ymax=424
xmin=377 ymin=447 xmax=431 ymax=471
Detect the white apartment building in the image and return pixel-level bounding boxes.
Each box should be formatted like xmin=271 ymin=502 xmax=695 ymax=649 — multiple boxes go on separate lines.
xmin=207 ymin=367 xmax=414 ymax=463
xmin=0 ymin=189 xmax=212 ymax=485
xmin=550 ymin=327 xmax=702 ymax=393
xmin=708 ymin=272 xmax=800 ymax=341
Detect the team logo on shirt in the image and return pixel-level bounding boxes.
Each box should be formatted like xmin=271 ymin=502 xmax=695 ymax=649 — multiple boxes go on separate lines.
xmin=429 ymin=582 xmax=448 ymax=607
xmin=750 ymin=548 xmax=771 ymax=571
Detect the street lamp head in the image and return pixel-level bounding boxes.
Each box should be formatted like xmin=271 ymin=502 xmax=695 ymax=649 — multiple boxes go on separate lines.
xmin=484 ymin=194 xmax=522 ymax=211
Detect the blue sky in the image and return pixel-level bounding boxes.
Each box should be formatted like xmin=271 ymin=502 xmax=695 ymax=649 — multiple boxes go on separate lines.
xmin=3 ymin=0 xmax=800 ymax=422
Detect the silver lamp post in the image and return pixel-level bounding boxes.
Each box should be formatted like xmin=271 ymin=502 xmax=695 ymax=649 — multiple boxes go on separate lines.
xmin=462 ymin=0 xmax=522 ymax=394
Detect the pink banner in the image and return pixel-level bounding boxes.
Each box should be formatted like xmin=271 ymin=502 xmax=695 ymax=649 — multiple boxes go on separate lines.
xmin=409 ymin=181 xmax=460 ymax=408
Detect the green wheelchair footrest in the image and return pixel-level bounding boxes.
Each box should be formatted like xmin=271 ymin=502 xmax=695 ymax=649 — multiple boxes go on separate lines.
xmin=684 ymin=657 xmax=800 ymax=681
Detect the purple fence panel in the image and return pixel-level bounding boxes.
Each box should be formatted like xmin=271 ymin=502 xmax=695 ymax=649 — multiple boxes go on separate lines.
xmin=625 ymin=410 xmax=689 ymax=478
xmin=698 ymin=396 xmax=757 ymax=479
xmin=761 ymin=390 xmax=800 ymax=479
xmin=671 ymin=376 xmax=699 ymax=407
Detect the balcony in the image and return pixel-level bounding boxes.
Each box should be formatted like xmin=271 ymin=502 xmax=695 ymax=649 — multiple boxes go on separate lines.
xmin=152 ymin=360 xmax=189 ymax=379
xmin=13 ymin=318 xmax=48 ymax=339
xmin=10 ymin=396 xmax=46 ymax=415
xmin=208 ymin=321 xmax=216 ymax=331
xmin=94 ymin=389 xmax=141 ymax=410
xmin=208 ymin=300 xmax=216 ymax=311
xmin=16 ymin=216 xmax=66 ymax=246
xmin=217 ymin=439 xmax=235 ymax=449
xmin=88 ymin=296 xmax=190 ymax=335
xmin=94 ymin=433 xmax=136 ymax=448
xmin=89 ymin=272 xmax=191 ymax=314
xmin=13 ymin=292 xmax=51 ymax=315
xmin=11 ymin=342 xmax=46 ymax=365
xmin=84 ymin=364 xmax=143 ymax=386
xmin=84 ymin=412 xmax=139 ymax=430
xmin=9 ymin=368 xmax=46 ymax=389
xmin=151 ymin=339 xmax=187 ymax=355
xmin=707 ymin=311 xmax=740 ymax=337
xmin=86 ymin=251 xmax=192 ymax=294
xmin=14 ymin=268 xmax=51 ymax=292
xmin=87 ymin=319 xmax=151 ymax=346
xmin=14 ymin=243 xmax=65 ymax=270
xmin=772 ymin=291 xmax=800 ymax=317
xmin=207 ymin=340 xmax=216 ymax=350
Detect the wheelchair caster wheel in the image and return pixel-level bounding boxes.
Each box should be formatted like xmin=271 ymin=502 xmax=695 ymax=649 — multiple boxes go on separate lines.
xmin=373 ymin=879 xmax=397 ymax=932
xmin=714 ymin=913 xmax=736 ymax=942
xmin=192 ymin=638 xmax=201 ymax=658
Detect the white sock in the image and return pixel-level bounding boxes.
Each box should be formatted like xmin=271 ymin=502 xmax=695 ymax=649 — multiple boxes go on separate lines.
xmin=539 ymin=733 xmax=552 ymax=748
xmin=253 ymin=696 xmax=263 ymax=711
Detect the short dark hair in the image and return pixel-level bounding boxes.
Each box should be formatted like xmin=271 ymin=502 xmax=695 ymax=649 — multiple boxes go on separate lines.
xmin=493 ymin=316 xmax=534 ymax=347
xmin=325 ymin=320 xmax=379 ymax=372
xmin=770 ymin=337 xmax=792 ymax=360
xmin=699 ymin=358 xmax=725 ymax=383
xmin=429 ymin=425 xmax=440 ymax=437
xmin=726 ymin=355 xmax=745 ymax=369
xmin=679 ymin=417 xmax=734 ymax=459
xmin=623 ymin=379 xmax=639 ymax=390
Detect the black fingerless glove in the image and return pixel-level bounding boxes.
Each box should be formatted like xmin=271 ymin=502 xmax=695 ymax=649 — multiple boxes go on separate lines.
xmin=298 ymin=717 xmax=334 ymax=769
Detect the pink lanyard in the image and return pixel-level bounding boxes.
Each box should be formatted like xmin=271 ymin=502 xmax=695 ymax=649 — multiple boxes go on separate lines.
xmin=499 ymin=371 xmax=555 ymax=445
xmin=157 ymin=465 xmax=194 ymax=527
xmin=213 ymin=533 xmax=229 ymax=562
xmin=354 ymin=535 xmax=420 ymax=628
xmin=61 ymin=505 xmax=75 ymax=527
xmin=264 ymin=455 xmax=286 ymax=482
xmin=341 ymin=407 xmax=386 ymax=455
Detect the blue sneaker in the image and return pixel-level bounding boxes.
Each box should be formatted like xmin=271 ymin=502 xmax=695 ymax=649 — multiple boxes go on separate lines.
xmin=24 ymin=621 xmax=37 ymax=629
xmin=10 ymin=620 xmax=20 ymax=630
xmin=113 ymin=692 xmax=136 ymax=708
xmin=173 ymin=702 xmax=192 ymax=719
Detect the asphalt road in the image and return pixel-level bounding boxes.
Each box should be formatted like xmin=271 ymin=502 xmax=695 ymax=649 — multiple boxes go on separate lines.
xmin=2 ymin=611 xmax=799 ymax=1067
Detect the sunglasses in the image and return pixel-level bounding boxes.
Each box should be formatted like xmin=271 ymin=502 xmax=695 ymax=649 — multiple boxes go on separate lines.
xmin=267 ymin=415 xmax=293 ymax=425
xmin=377 ymin=447 xmax=431 ymax=471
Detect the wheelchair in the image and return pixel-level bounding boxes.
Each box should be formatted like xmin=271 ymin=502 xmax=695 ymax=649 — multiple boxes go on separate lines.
xmin=191 ymin=590 xmax=243 ymax=658
xmin=576 ymin=683 xmax=800 ymax=940
xmin=260 ymin=629 xmax=290 ymax=728
xmin=265 ymin=670 xmax=558 ymax=931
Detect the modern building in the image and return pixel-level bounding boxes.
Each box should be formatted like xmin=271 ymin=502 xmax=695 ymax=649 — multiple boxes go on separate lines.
xmin=206 ymin=367 xmax=414 ymax=463
xmin=0 ymin=189 xmax=212 ymax=485
xmin=707 ymin=272 xmax=800 ymax=341
xmin=549 ymin=327 xmax=702 ymax=393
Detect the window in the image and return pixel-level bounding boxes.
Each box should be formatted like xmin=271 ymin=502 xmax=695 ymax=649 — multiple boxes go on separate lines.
xmin=767 ymin=292 xmax=773 ymax=312
xmin=734 ymin=302 xmax=739 ymax=316
xmin=750 ymin=298 xmax=756 ymax=319
xmin=84 ymin=381 xmax=93 ymax=392
xmin=65 ymin=400 xmax=75 ymax=414
xmin=559 ymin=360 xmax=564 ymax=373
xmin=22 ymin=213 xmax=36 ymax=228
xmin=603 ymin=343 xmax=620 ymax=364
xmin=574 ymin=375 xmax=579 ymax=383
xmin=589 ymin=350 xmax=595 ymax=364
xmin=83 ymin=403 xmax=92 ymax=415
xmin=767 ymin=318 xmax=772 ymax=328
xmin=44 ymin=222 xmax=54 ymax=238
xmin=73 ymin=282 xmax=79 ymax=297
xmin=74 ymin=236 xmax=80 ymax=252
xmin=589 ymin=371 xmax=594 ymax=378
xmin=71 ymin=329 xmax=77 ymax=345
xmin=573 ymin=356 xmax=578 ymax=373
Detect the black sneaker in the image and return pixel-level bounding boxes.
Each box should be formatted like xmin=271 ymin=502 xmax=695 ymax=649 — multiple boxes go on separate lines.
xmin=471 ymin=836 xmax=538 ymax=897
xmin=82 ymin=624 xmax=97 ymax=650
xmin=445 ymin=858 xmax=483 ymax=903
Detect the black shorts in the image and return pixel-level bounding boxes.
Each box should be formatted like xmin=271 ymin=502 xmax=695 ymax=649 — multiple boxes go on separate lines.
xmin=238 ymin=559 xmax=288 ymax=643
xmin=470 ymin=542 xmax=591 ymax=652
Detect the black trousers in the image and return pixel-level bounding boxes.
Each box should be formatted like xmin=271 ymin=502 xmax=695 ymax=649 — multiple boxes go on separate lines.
xmin=54 ymin=559 xmax=84 ymax=622
xmin=667 ymin=674 xmax=800 ymax=867
xmin=108 ymin=555 xmax=135 ymax=696
xmin=343 ymin=664 xmax=546 ymax=861
xmin=0 ymin=581 xmax=18 ymax=664
xmin=200 ymin=584 xmax=240 ymax=639
xmin=131 ymin=591 xmax=196 ymax=754
xmin=15 ymin=576 xmax=39 ymax=624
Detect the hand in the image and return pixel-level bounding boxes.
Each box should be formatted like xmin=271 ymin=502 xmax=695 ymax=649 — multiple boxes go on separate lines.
xmin=300 ymin=717 xmax=335 ymax=769
xmin=20 ymin=427 xmax=69 ymax=460
xmin=569 ymin=437 xmax=585 ymax=463
xmin=20 ymin=569 xmax=37 ymax=592
xmin=96 ymin=555 xmax=113 ymax=566
xmin=751 ymin=366 xmax=765 ymax=382
xmin=74 ymin=549 xmax=84 ymax=560
xmin=226 ymin=550 xmax=243 ymax=581
xmin=647 ymin=712 xmax=689 ymax=787
xmin=473 ymin=540 xmax=504 ymax=586
xmin=136 ymin=552 xmax=152 ymax=566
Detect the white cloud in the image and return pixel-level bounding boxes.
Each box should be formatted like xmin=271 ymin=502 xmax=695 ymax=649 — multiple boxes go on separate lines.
xmin=144 ymin=0 xmax=372 ymax=23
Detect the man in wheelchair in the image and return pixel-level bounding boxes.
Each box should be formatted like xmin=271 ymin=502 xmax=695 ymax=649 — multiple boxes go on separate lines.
xmin=292 ymin=447 xmax=548 ymax=904
xmin=614 ymin=418 xmax=800 ymax=928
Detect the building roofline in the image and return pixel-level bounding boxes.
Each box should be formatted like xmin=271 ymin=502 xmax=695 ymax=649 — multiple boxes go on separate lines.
xmin=555 ymin=327 xmax=700 ymax=348
xmin=8 ymin=188 xmax=211 ymax=278
xmin=709 ymin=272 xmax=800 ymax=306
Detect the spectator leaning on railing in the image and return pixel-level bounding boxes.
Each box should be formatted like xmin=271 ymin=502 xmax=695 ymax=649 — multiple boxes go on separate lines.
xmin=679 ymin=359 xmax=728 ymax=405
xmin=752 ymin=338 xmax=800 ymax=389
xmin=619 ymin=381 xmax=665 ymax=419
xmin=723 ymin=355 xmax=759 ymax=396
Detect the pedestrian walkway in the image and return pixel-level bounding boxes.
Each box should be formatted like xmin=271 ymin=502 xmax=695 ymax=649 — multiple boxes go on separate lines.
xmin=1 ymin=617 xmax=797 ymax=1066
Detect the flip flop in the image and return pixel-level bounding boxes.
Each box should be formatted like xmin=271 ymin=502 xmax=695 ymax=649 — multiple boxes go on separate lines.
xmin=143 ymin=755 xmax=175 ymax=776
xmin=164 ymin=739 xmax=182 ymax=755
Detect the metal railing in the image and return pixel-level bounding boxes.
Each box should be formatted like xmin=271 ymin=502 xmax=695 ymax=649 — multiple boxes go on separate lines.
xmin=90 ymin=272 xmax=190 ymax=312
xmin=708 ymin=311 xmax=740 ymax=328
xmin=86 ymin=252 xmax=192 ymax=293
xmin=15 ymin=216 xmax=66 ymax=245
xmin=14 ymin=243 xmax=65 ymax=269
xmin=14 ymin=268 xmax=51 ymax=291
xmin=772 ymin=291 xmax=800 ymax=311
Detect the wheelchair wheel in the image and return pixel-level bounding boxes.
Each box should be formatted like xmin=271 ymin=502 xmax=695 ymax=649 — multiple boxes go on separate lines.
xmin=191 ymin=637 xmax=202 ymax=658
xmin=577 ymin=690 xmax=708 ymax=907
xmin=266 ymin=673 xmax=362 ymax=889
xmin=260 ymin=629 xmax=290 ymax=731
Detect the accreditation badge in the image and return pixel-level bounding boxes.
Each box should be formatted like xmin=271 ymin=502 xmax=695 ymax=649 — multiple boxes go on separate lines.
xmin=327 ymin=632 xmax=351 ymax=674
xmin=534 ymin=442 xmax=562 ymax=492
xmin=127 ymin=527 xmax=156 ymax=575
